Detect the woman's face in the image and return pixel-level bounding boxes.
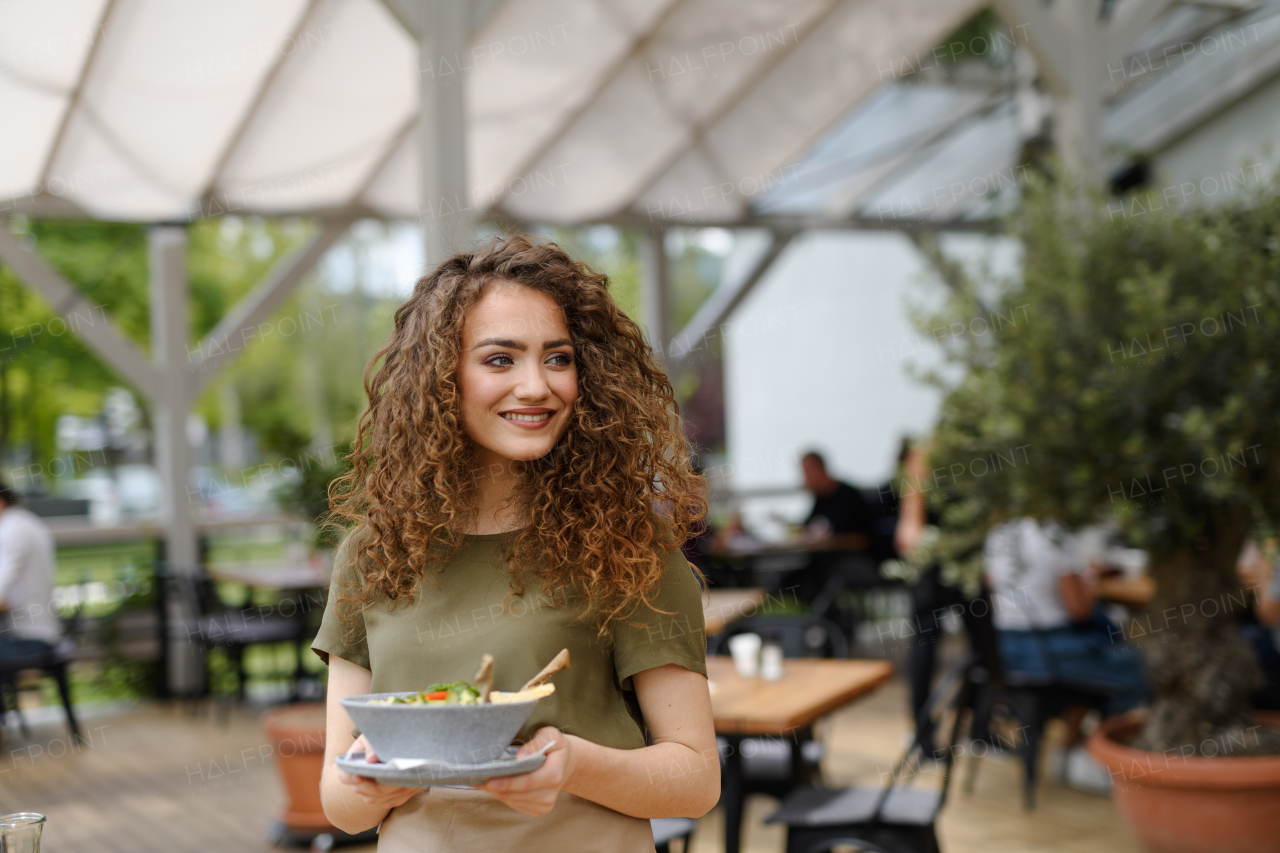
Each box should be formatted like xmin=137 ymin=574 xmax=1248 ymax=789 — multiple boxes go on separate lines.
xmin=458 ymin=281 xmax=579 ymax=473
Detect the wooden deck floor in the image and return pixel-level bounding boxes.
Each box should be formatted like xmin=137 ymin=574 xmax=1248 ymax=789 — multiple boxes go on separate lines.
xmin=1 ymin=680 xmax=1138 ymax=852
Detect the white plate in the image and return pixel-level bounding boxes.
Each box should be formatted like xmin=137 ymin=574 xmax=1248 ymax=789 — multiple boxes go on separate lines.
xmin=335 ymin=746 xmax=548 ymax=787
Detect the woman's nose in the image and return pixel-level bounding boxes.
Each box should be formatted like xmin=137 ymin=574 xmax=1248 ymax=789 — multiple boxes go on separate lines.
xmin=513 ymin=361 xmax=551 ymax=400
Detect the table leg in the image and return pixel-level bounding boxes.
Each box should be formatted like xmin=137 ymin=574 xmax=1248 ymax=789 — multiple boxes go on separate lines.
xmin=722 ymin=734 xmax=745 ymax=853
xmin=790 ymin=725 xmax=814 ymax=787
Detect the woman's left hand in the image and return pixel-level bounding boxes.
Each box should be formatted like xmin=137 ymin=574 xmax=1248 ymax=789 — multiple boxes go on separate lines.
xmin=477 ymin=726 xmax=578 ymax=817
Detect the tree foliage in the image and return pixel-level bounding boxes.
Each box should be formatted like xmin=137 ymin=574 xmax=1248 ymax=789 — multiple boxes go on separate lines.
xmin=914 ymin=177 xmax=1280 ymax=752
xmin=0 ymin=217 xmax=373 ymax=486
xmin=915 ymin=178 xmax=1280 ymax=589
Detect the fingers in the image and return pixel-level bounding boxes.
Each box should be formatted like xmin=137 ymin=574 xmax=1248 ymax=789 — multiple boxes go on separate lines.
xmin=483 ymin=748 xmax=565 ymax=794
xmin=352 ymin=779 xmax=417 ymax=807
xmin=353 ymin=734 xmax=380 ymax=764
xmin=515 ymin=726 xmax=564 ymax=758
xmin=485 ymin=764 xmax=554 ymax=794
xmin=337 ymin=768 xmax=416 ymax=804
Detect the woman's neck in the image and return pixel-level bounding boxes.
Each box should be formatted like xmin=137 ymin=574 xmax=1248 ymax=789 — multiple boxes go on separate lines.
xmin=467 ymin=449 xmax=525 ymax=535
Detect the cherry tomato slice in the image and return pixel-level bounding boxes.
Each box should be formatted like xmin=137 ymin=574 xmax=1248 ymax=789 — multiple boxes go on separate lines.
xmin=426 ymin=691 xmax=449 ymax=701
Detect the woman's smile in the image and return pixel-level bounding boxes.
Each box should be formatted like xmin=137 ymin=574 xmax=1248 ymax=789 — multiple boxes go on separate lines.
xmin=500 ymin=408 xmax=555 ymax=428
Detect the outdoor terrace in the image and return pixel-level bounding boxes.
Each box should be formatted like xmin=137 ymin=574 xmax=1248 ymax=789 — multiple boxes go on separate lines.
xmin=2 ymin=675 xmax=1138 ymax=853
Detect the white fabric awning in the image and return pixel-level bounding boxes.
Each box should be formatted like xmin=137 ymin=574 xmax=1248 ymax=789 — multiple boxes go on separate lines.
xmin=0 ymin=0 xmax=982 ymax=224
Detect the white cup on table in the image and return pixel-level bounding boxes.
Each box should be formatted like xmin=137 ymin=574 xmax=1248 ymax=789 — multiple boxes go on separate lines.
xmin=727 ymin=633 xmax=762 ymax=678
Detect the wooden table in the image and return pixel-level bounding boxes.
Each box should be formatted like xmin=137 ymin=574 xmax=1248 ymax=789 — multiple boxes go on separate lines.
xmin=706 ymin=656 xmax=894 ymax=853
xmin=703 ymin=588 xmax=768 ymax=635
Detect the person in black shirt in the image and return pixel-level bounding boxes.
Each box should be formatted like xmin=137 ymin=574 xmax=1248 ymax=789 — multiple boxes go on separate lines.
xmin=794 ymin=452 xmax=878 ymax=612
xmin=802 ymin=452 xmax=875 ymax=538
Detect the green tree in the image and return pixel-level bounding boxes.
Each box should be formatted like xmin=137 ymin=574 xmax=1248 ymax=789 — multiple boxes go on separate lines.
xmin=917 ymin=177 xmax=1280 ymax=754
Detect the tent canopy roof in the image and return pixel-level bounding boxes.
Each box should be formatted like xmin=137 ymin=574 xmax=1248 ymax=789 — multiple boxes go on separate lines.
xmin=1 ymin=0 xmax=1275 ymax=228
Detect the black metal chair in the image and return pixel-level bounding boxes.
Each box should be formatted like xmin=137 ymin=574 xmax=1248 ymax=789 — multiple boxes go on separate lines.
xmin=968 ymin=669 xmax=1113 ymax=808
xmin=0 ymin=636 xmax=81 ymax=741
xmin=157 ymin=563 xmax=311 ymax=703
xmin=765 ymin=655 xmax=977 ymax=853
xmin=651 ymin=817 xmax=696 ymax=852
xmin=958 ymin=617 xmax=1119 ymax=808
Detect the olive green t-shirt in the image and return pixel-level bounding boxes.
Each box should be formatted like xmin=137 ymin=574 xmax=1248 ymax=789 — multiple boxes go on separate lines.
xmin=311 ymin=530 xmax=707 ymax=751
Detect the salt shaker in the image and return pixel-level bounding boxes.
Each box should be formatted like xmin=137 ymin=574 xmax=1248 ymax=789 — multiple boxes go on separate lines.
xmin=760 ymin=637 xmax=784 ymax=681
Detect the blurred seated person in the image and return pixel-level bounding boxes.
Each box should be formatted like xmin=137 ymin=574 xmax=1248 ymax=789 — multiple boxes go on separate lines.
xmin=896 ymin=443 xmax=998 ymax=753
xmin=793 ymin=451 xmax=877 ymax=606
xmin=1236 ymin=538 xmax=1280 ymax=710
xmin=984 ymin=517 xmax=1147 ymax=720
xmin=0 ymin=480 xmax=62 ymax=661
xmin=800 ymin=451 xmax=872 ymax=544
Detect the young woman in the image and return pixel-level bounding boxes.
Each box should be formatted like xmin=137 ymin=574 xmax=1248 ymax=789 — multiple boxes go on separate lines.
xmin=312 ymin=236 xmax=719 ymax=850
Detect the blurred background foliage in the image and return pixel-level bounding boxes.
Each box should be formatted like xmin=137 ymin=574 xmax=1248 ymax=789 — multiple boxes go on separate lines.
xmin=913 ymin=177 xmax=1280 ymax=590
xmin=2 ymin=218 xmax=728 ymax=516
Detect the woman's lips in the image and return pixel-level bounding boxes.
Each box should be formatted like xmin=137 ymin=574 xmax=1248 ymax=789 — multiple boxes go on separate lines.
xmin=500 ymin=411 xmax=553 ymax=429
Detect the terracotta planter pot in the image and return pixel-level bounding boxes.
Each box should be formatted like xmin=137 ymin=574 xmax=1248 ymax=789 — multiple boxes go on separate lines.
xmin=1086 ymin=711 xmax=1280 ymax=853
xmin=260 ymin=703 xmax=334 ymax=831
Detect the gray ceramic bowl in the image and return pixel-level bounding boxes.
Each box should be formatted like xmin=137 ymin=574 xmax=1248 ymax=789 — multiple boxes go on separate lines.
xmin=341 ymin=693 xmax=540 ymax=764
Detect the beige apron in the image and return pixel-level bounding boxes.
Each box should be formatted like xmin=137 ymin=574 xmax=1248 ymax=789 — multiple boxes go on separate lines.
xmin=377 ymin=787 xmax=655 ymax=852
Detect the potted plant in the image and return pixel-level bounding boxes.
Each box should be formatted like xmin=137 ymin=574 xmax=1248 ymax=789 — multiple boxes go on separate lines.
xmin=911 ymin=176 xmax=1280 ymax=853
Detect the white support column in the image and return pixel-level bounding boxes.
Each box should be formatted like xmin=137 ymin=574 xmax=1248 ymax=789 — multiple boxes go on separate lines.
xmin=640 ymin=229 xmax=670 ymax=364
xmin=1058 ymin=0 xmax=1104 ymax=182
xmin=149 ymin=226 xmax=201 ymax=694
xmin=992 ymin=0 xmax=1105 ymax=185
xmin=418 ymin=0 xmax=472 ymax=267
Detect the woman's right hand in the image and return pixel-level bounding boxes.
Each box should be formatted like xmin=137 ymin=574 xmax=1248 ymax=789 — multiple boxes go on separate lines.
xmin=336 ymin=735 xmax=420 ymax=810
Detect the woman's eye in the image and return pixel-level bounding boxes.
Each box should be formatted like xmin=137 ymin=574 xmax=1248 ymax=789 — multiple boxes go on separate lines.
xmin=547 ymin=353 xmax=573 ymax=366
xmin=485 ymin=354 xmax=514 ymax=367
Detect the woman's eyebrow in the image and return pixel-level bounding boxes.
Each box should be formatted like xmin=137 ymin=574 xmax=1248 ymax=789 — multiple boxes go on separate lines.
xmin=473 ymin=337 xmax=526 ymax=350
xmin=544 ymin=338 xmax=573 ymax=349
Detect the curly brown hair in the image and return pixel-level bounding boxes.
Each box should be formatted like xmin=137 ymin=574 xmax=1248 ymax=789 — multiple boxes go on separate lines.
xmin=328 ymin=234 xmax=706 ymax=631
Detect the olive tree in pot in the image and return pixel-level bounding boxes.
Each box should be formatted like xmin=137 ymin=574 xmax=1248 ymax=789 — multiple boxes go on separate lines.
xmin=913 ymin=178 xmax=1280 ymax=852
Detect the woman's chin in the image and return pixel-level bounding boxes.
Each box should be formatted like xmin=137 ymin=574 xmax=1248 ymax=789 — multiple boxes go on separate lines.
xmin=485 ymin=441 xmax=559 ymax=465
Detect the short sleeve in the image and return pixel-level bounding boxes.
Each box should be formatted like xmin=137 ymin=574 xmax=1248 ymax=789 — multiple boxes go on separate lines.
xmin=1039 ymin=521 xmax=1081 ymax=577
xmin=612 ymin=548 xmax=708 ymax=691
xmin=310 ymin=534 xmax=371 ymax=671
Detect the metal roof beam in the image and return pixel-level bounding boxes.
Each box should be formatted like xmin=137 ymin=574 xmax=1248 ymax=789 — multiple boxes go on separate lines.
xmin=908 ymin=230 xmax=992 ymax=313
xmin=0 ymin=226 xmax=160 ymax=397
xmin=1123 ymin=32 xmax=1280 ymax=154
xmin=667 ymin=229 xmax=796 ymax=366
xmin=602 ymin=211 xmax=1003 ymax=234
xmin=379 ymin=0 xmax=509 ymax=40
xmin=1107 ymin=0 xmax=1178 ymax=61
xmin=190 ymin=220 xmax=351 ymax=393
xmin=990 ymin=0 xmax=1073 ymax=93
